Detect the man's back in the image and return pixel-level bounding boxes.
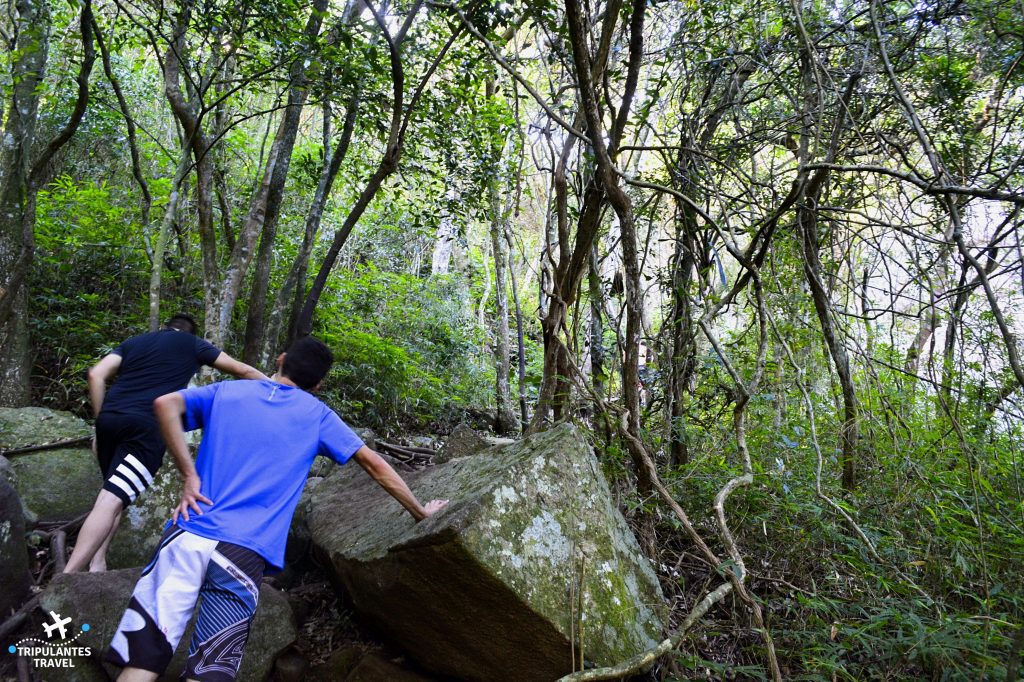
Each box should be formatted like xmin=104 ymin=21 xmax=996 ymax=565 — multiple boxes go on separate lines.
xmin=103 ymin=329 xmax=220 ymax=418
xmin=175 ymin=379 xmax=362 ymax=569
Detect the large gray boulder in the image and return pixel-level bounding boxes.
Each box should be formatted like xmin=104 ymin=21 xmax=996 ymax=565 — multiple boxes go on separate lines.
xmin=0 ymin=407 xmax=99 ymax=522
xmin=308 ymin=424 xmax=666 ymax=681
xmin=433 ymin=425 xmax=488 ymax=464
xmin=0 ymin=478 xmax=31 ymax=616
xmin=39 ymin=569 xmax=295 ymax=681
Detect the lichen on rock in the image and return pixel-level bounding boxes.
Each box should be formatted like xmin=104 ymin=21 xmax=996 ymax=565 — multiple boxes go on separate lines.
xmin=308 ymin=423 xmax=666 ymax=681
xmin=0 ymin=407 xmax=99 ymax=522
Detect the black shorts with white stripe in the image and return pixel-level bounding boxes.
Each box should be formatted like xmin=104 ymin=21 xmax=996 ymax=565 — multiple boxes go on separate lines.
xmin=95 ymin=412 xmax=166 ymax=507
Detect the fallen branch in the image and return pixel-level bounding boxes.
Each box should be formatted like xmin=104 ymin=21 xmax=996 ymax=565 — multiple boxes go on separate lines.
xmin=39 ymin=512 xmax=89 ymax=534
xmin=0 ymin=594 xmax=41 ymax=642
xmin=51 ymin=530 xmax=67 ymax=574
xmin=376 ymin=441 xmax=433 ymax=463
xmin=556 ymin=582 xmax=734 ymax=681
xmin=1 ymin=436 xmax=92 ymax=458
xmin=378 ymin=440 xmax=435 ymax=456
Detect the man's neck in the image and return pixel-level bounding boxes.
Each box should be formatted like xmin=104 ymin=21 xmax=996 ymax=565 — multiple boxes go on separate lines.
xmin=270 ymin=373 xmax=299 ymax=388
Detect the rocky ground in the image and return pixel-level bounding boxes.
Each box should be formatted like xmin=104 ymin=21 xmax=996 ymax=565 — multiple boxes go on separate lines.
xmin=2 ymin=408 xmax=667 ymax=682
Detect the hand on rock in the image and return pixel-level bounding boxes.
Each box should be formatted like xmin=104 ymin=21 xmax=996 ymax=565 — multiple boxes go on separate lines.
xmin=422 ymin=499 xmax=449 ymax=518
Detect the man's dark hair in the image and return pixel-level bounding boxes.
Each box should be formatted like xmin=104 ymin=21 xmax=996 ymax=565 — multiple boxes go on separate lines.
xmin=282 ymin=337 xmax=333 ymax=390
xmin=165 ymin=313 xmax=197 ymax=335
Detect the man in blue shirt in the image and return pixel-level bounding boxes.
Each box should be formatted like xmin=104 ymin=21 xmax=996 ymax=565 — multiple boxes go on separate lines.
xmin=65 ymin=314 xmax=266 ymax=574
xmin=105 ymin=336 xmax=447 ymax=682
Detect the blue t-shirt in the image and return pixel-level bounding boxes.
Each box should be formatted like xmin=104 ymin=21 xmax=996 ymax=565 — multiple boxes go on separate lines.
xmin=173 ymin=379 xmax=363 ymax=570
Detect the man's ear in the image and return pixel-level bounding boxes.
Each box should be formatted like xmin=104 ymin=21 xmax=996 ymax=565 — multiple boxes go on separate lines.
xmin=310 ymin=381 xmax=322 ymax=393
xmin=276 ymin=353 xmax=286 ymax=371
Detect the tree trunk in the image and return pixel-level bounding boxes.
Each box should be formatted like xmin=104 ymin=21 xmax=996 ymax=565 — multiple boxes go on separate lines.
xmin=507 ymin=231 xmax=528 ymax=428
xmin=587 ymin=244 xmax=605 ymax=402
xmin=489 ymin=168 xmax=517 ymax=435
xmin=564 ymin=0 xmax=656 ymax=556
xmin=1 ymin=0 xmax=94 ymax=404
xmin=0 ymin=0 xmax=48 ymax=405
xmin=296 ymin=0 xmax=447 ymax=337
xmin=241 ymin=0 xmax=330 ymax=363
xmin=798 ymin=197 xmax=858 ymax=490
xmin=148 ymin=152 xmax=192 ymax=331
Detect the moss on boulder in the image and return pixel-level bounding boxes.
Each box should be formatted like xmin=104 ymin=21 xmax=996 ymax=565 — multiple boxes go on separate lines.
xmin=0 ymin=407 xmax=99 ymax=522
xmin=308 ymin=423 xmax=666 ymax=681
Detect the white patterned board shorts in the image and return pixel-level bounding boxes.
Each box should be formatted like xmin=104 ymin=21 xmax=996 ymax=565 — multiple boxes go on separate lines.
xmin=105 ymin=525 xmax=265 ymax=681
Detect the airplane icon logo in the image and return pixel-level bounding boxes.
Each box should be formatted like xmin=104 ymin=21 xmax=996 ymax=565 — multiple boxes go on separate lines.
xmin=42 ymin=612 xmax=72 ymax=640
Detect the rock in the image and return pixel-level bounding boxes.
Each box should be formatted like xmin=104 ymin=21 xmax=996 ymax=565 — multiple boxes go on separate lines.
xmin=273 ymin=650 xmax=309 ymax=682
xmin=106 ymin=465 xmax=181 ymax=569
xmin=0 ymin=454 xmax=35 ymax=526
xmin=353 ymin=428 xmax=377 ymax=451
xmin=433 ymin=425 xmax=487 ymax=463
xmin=0 ymin=454 xmax=14 ymax=485
xmin=9 ymin=448 xmax=100 ymax=524
xmin=0 ymin=406 xmax=92 ymax=446
xmin=0 ymin=408 xmax=99 ymax=523
xmin=285 ymin=477 xmax=323 ymax=565
xmin=310 ymin=644 xmax=363 ymax=681
xmin=345 ymin=652 xmax=434 ymax=681
xmin=308 ymin=424 xmax=666 ymax=681
xmin=405 ymin=436 xmax=435 ymax=450
xmin=39 ymin=569 xmax=296 ymax=682
xmin=0 ymin=479 xmax=31 ymax=616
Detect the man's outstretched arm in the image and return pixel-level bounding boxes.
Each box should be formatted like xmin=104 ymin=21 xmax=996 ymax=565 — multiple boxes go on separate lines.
xmin=353 ymin=446 xmax=447 ymax=521
xmin=211 ymin=352 xmax=268 ymax=381
xmin=153 ymin=392 xmax=212 ymax=523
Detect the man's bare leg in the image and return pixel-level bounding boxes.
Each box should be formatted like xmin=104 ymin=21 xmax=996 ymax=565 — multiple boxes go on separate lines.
xmin=88 ymin=506 xmax=123 ymax=571
xmin=115 ymin=667 xmax=158 ymax=682
xmin=64 ymin=490 xmax=123 ymax=573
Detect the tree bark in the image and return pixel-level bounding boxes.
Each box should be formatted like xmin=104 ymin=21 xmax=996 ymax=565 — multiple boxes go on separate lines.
xmin=795 ymin=59 xmax=862 ymax=490
xmin=0 ymin=0 xmax=94 ymax=405
xmin=148 ymin=152 xmax=193 ymax=331
xmin=487 ymin=128 xmax=517 ymax=434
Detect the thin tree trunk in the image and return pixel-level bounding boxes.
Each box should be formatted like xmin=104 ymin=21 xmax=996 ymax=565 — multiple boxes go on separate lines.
xmin=93 ymin=15 xmax=152 ymax=229
xmin=587 ymin=244 xmax=605 ymax=402
xmin=296 ymin=1 xmax=459 ymax=336
xmin=148 ymin=151 xmax=193 ymax=331
xmin=795 ymin=59 xmax=863 ymax=490
xmin=242 ymin=0 xmax=330 ymax=363
xmin=488 ymin=140 xmax=516 ymax=434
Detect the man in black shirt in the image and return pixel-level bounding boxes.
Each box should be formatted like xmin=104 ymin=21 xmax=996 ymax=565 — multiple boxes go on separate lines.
xmin=64 ymin=314 xmax=266 ymax=573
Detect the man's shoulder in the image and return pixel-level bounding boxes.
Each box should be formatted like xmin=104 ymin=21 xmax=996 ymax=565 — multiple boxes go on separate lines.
xmin=114 ymin=330 xmax=161 ymax=354
xmin=119 ymin=330 xmax=158 ymax=345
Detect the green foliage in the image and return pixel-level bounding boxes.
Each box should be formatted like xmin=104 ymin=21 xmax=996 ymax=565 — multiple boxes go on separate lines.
xmin=314 ymin=266 xmax=491 ymax=432
xmin=30 ymin=176 xmax=150 ymax=413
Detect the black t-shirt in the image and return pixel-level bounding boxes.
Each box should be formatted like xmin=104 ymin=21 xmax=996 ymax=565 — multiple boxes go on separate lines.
xmin=102 ymin=329 xmax=222 ymax=420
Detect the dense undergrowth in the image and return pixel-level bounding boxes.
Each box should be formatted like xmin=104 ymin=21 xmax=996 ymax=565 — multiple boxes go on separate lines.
xmin=594 ymin=381 xmax=1023 ymax=680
